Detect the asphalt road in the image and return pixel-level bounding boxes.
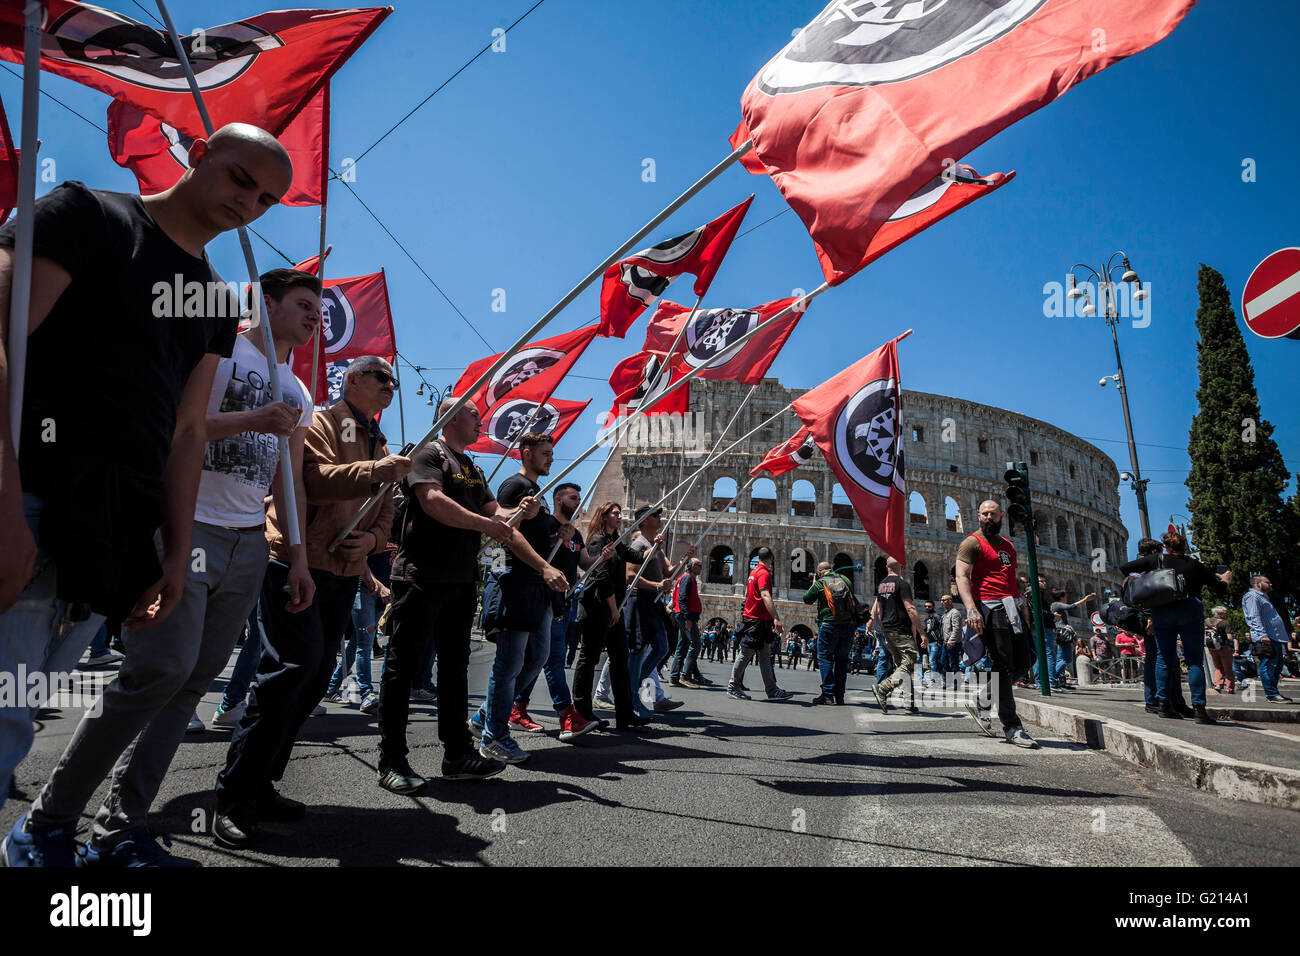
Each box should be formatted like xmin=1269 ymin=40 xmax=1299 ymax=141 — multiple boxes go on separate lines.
xmin=5 ymin=643 xmax=1298 ymax=867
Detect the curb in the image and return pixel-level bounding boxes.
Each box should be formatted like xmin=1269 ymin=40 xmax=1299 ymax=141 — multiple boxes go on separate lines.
xmin=1206 ymin=706 xmax=1300 ymax=724
xmin=1015 ymin=697 xmax=1300 ymax=812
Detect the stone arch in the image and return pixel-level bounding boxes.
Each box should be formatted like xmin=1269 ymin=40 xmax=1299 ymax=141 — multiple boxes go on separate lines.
xmin=790 ymin=546 xmax=814 ymax=591
xmin=913 ymin=560 xmax=931 ymax=600
xmin=1074 ymin=519 xmax=1085 ymax=555
xmin=873 ymin=555 xmax=888 ymax=591
xmin=834 ymin=551 xmax=856 ymax=593
xmin=944 ymin=496 xmax=963 ymax=533
xmin=908 ymin=490 xmax=928 ymax=525
xmin=707 ymin=545 xmax=734 ymax=584
xmin=791 ymin=478 xmax=816 ymax=517
xmin=751 ymin=476 xmax=777 ymax=515
xmin=1056 ymin=514 xmax=1070 ymax=552
xmin=712 ymin=476 xmax=738 ymax=512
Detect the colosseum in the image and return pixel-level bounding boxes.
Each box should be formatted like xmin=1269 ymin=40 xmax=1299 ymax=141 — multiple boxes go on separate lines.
xmin=588 ymin=376 xmax=1127 ymax=630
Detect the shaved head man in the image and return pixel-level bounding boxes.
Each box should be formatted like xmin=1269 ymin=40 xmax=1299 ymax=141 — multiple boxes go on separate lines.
xmin=870 ymin=556 xmax=924 ymax=715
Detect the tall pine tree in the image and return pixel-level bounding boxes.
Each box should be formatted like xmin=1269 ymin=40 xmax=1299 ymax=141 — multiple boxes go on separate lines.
xmin=1186 ymin=264 xmax=1294 ymax=612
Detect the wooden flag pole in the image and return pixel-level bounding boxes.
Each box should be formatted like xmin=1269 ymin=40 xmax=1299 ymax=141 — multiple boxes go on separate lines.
xmin=156 ymin=0 xmax=301 ymax=547
xmin=5 ymin=0 xmax=40 ymax=457
xmin=329 ymin=140 xmax=755 ymax=550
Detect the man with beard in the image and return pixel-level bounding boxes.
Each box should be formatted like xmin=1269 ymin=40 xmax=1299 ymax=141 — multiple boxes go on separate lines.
xmin=955 ymin=500 xmax=1039 ymax=748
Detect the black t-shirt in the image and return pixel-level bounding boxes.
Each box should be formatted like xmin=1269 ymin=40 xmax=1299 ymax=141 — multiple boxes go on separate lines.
xmin=875 ymin=574 xmax=913 ymax=632
xmin=391 ymin=440 xmax=494 ymax=584
xmin=0 ymin=182 xmax=237 ymax=615
xmin=497 ymin=473 xmax=555 ymax=578
xmin=551 ymin=523 xmax=585 ymax=586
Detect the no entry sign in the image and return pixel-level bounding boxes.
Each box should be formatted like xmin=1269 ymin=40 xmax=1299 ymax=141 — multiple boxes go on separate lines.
xmin=1242 ymin=248 xmax=1300 ymax=339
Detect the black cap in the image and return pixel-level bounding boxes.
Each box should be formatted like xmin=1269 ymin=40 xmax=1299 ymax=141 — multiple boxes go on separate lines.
xmin=634 ymin=504 xmax=663 ymax=522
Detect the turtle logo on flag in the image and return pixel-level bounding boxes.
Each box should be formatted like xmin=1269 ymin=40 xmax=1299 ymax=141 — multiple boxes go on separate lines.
xmin=629 ymin=355 xmax=671 ymax=411
xmin=487 ymin=399 xmax=558 ymax=448
xmin=45 ymin=7 xmax=285 ymax=93
xmin=834 ymin=377 xmax=905 ymax=499
xmin=631 ymin=227 xmax=704 ymax=266
xmin=486 ymin=348 xmax=564 ymax=407
xmin=757 ymin=0 xmax=1047 ymax=95
xmin=682 ymin=307 xmax=761 ymax=370
xmin=791 ymin=432 xmax=817 ymax=466
xmin=319 ymin=287 xmax=356 ymax=355
xmin=619 ymin=263 xmax=671 ymax=307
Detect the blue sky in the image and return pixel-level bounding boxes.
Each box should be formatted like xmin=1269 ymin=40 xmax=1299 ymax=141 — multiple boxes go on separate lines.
xmin=10 ymin=0 xmax=1298 ymax=551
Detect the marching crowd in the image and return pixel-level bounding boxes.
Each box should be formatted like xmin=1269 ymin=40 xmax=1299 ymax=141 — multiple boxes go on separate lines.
xmin=0 ymin=132 xmax=1294 ymax=869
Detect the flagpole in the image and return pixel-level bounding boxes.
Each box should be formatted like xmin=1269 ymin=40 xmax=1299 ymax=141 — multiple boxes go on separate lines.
xmin=485 ymin=402 xmax=543 ymax=486
xmin=308 ymin=201 xmax=327 ymax=404
xmin=328 ymin=139 xmax=756 ymax=549
xmin=5 ymin=0 xmax=40 ymax=457
xmin=156 ymin=0 xmax=301 ymax=547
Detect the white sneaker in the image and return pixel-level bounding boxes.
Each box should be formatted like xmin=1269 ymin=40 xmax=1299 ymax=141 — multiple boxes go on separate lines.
xmin=1005 ymin=727 xmax=1040 ymax=749
xmin=185 ymin=712 xmax=205 ymax=734
xmin=346 ymin=687 xmax=363 ymax=706
xmin=87 ymin=651 xmax=124 ymax=666
xmin=210 ymin=700 xmax=246 ymax=729
xmin=593 ymin=696 xmax=616 ymax=710
xmin=359 ymin=692 xmax=380 ymax=714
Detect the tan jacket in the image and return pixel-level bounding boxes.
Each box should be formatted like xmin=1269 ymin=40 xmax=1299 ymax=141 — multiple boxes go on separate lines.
xmin=267 ymin=400 xmax=394 ymax=576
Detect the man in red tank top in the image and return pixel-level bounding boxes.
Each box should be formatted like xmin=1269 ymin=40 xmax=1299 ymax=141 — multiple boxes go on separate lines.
xmin=955 ymin=500 xmax=1039 ymax=748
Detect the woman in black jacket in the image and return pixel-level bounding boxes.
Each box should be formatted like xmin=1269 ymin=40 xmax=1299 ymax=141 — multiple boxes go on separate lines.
xmin=572 ymin=502 xmax=651 ymax=730
xmin=1119 ymin=529 xmax=1231 ymax=724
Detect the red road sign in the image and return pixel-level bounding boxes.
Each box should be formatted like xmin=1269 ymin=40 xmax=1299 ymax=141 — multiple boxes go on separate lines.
xmin=1242 ymin=247 xmax=1300 ymax=339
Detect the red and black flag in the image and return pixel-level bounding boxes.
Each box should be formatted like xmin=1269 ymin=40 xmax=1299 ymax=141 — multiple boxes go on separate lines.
xmin=453 ymin=324 xmax=598 ymax=416
xmin=733 ymin=0 xmax=1194 ymax=284
xmin=792 ymin=335 xmax=908 ymax=561
xmin=0 ymin=3 xmax=388 ymax=139
xmin=107 ymin=84 xmax=329 ymax=206
xmin=643 ymin=296 xmax=805 ymax=385
xmin=467 ymin=391 xmax=591 ymax=458
xmin=0 ymin=94 xmax=16 ymax=223
xmin=751 ymin=425 xmax=816 ymax=478
xmin=293 ymin=248 xmax=332 ymax=277
xmin=598 ymin=196 xmax=753 ymax=338
xmin=291 ymin=270 xmax=396 ymax=404
xmin=605 ymin=351 xmax=689 ymax=426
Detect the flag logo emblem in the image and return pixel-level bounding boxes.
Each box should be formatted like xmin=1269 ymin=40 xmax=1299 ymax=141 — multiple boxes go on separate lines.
xmin=486 ymin=348 xmax=563 ymax=407
xmin=834 ymin=377 xmax=905 ymax=499
xmin=757 ymin=0 xmax=1046 ymax=95
xmin=792 ymin=433 xmax=817 ymax=466
xmin=634 ymin=227 xmax=704 ymax=265
xmin=619 ymin=264 xmax=671 ymax=307
xmin=45 ymin=7 xmax=284 ymax=92
xmin=319 ymin=287 xmax=356 ymax=355
xmin=683 ymin=307 xmax=760 ymax=369
xmin=488 ymin=399 xmax=559 ymax=446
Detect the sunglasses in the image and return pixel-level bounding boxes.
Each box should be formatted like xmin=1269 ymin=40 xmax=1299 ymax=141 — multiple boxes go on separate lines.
xmin=363 ymin=370 xmax=398 ymax=388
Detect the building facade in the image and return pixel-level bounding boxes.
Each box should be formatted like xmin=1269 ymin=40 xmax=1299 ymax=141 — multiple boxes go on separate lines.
xmin=588 ymin=377 xmax=1127 ymax=630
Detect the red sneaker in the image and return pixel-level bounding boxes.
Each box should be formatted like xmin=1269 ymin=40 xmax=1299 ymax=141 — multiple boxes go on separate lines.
xmin=509 ymin=704 xmax=545 ymax=734
xmin=557 ymin=705 xmax=597 ymax=742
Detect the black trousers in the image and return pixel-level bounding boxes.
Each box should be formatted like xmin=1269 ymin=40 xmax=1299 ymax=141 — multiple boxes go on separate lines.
xmin=983 ymin=604 xmax=1031 ymax=731
xmin=217 ymin=564 xmax=358 ymax=807
xmin=378 ymin=579 xmax=477 ymax=766
xmin=573 ymin=606 xmax=634 ymax=720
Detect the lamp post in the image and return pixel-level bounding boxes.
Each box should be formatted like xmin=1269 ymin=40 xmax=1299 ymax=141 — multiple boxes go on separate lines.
xmin=399 ymin=359 xmax=454 ymax=451
xmin=1069 ymin=252 xmax=1152 ymax=541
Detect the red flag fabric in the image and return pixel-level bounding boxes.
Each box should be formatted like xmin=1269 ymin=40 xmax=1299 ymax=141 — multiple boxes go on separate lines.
xmin=735 ymin=0 xmax=1195 ymax=284
xmin=467 ymin=393 xmax=591 ymax=458
xmin=0 ymin=94 xmax=16 ymax=223
xmin=644 ymin=296 xmax=804 ymax=385
xmin=0 ymin=4 xmax=388 ymax=140
xmin=291 ymin=270 xmax=396 ymax=404
xmin=792 ymin=336 xmax=907 ymax=561
xmin=453 ymin=324 xmax=598 ymax=416
xmin=597 ymin=196 xmax=753 ymax=338
xmin=750 ymin=425 xmax=816 ymax=478
xmin=605 ymin=351 xmax=690 ymax=425
xmin=293 ymin=248 xmax=332 ymax=277
xmin=107 ymin=84 xmax=329 ymax=206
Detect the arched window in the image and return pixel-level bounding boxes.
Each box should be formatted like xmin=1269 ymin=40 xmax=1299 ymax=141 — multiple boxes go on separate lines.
xmin=791 ymin=479 xmax=816 ymax=517
xmin=831 ymin=483 xmax=854 ymax=520
xmin=1056 ymin=515 xmax=1070 ymax=552
xmin=872 ymin=555 xmax=887 ymax=591
xmin=712 ymin=476 xmax=737 ymax=512
xmin=790 ymin=547 xmax=814 ymax=591
xmin=834 ymin=552 xmax=856 ymax=593
xmin=944 ymin=496 xmax=963 ymax=533
xmin=707 ymin=545 xmax=735 ymax=584
xmin=1074 ymin=520 xmax=1085 ymax=555
xmin=751 ymin=477 xmax=777 ymax=515
xmin=1089 ymin=526 xmax=1100 ymax=554
xmin=913 ymin=560 xmax=931 ymax=599
xmin=908 ymin=491 xmax=928 ymax=525
xmin=749 ymin=547 xmax=762 ymax=572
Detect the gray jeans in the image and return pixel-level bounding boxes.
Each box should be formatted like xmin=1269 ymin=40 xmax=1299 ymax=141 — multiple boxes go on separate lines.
xmin=729 ymin=640 xmax=779 ymax=697
xmin=30 ymin=521 xmax=267 ymax=841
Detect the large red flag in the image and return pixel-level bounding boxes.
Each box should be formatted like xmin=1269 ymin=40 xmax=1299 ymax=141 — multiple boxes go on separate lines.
xmin=453 ymin=324 xmax=598 ymax=416
xmin=107 ymin=84 xmax=329 ymax=206
xmin=598 ymin=196 xmax=753 ymax=338
xmin=291 ymin=270 xmax=396 ymax=404
xmin=751 ymin=425 xmax=816 ymax=478
xmin=792 ymin=336 xmax=907 ymax=561
xmin=0 ymin=94 xmax=16 ymax=223
xmin=644 ymin=296 xmax=804 ymax=385
xmin=467 ymin=392 xmax=591 ymax=458
xmin=734 ymin=0 xmax=1195 ymax=284
xmin=293 ymin=249 xmax=332 ymax=277
xmin=605 ymin=351 xmax=689 ymax=426
xmin=0 ymin=4 xmax=388 ymax=139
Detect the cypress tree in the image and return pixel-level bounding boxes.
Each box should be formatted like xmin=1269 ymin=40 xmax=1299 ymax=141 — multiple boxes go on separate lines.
xmin=1185 ymin=264 xmax=1293 ymax=611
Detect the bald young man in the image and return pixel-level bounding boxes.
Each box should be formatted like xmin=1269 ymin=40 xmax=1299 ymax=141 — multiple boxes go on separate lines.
xmin=0 ymin=125 xmax=293 ymax=863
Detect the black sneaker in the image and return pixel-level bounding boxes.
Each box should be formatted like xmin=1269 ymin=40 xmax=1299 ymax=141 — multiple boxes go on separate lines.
xmin=256 ymin=786 xmax=306 ymax=822
xmin=377 ymin=761 xmax=426 ymax=795
xmin=1144 ymin=701 xmax=1161 ymax=714
xmin=810 ymin=694 xmax=834 ymax=705
xmin=212 ymin=805 xmax=259 ymax=849
xmin=872 ymin=685 xmax=890 ymax=715
xmin=441 ymin=754 xmax=505 ymax=781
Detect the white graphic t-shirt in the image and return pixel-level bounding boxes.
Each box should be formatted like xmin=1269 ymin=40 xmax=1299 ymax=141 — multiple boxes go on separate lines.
xmin=196 ymin=335 xmax=313 ymax=527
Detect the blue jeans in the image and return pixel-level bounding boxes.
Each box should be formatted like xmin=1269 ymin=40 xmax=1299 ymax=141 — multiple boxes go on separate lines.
xmin=1258 ymin=643 xmax=1284 ymax=698
xmin=875 ymin=645 xmax=893 ymax=683
xmin=328 ymin=582 xmax=377 ymax=698
xmin=626 ymin=594 xmax=669 ymax=693
xmin=817 ymin=621 xmax=853 ymax=698
xmin=1141 ymin=632 xmax=1159 ymax=704
xmin=0 ymin=495 xmax=106 ymax=810
xmin=1150 ymin=598 xmax=1206 ymax=707
xmin=669 ymin=613 xmax=701 ymax=681
xmin=1054 ymin=640 xmax=1074 ymax=684
xmin=475 ymin=621 xmax=549 ymax=743
xmin=942 ymin=644 xmax=963 ymax=673
xmin=515 ymin=614 xmax=573 ymax=714
xmin=88 ymin=624 xmax=111 ymax=658
xmin=220 ymin=602 xmax=265 ymax=711
xmin=927 ymin=641 xmax=943 ymax=678
xmin=1032 ymin=628 xmax=1061 ymax=687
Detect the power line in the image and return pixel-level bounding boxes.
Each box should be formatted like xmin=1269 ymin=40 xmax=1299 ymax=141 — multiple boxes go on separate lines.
xmin=352 ymin=0 xmax=548 ymax=166
xmin=129 ymin=0 xmax=165 ymax=28
xmin=0 ymin=64 xmax=107 ymax=133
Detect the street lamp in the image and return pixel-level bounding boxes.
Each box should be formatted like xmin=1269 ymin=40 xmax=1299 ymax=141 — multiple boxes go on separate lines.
xmin=1069 ymin=251 xmax=1152 ymax=541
